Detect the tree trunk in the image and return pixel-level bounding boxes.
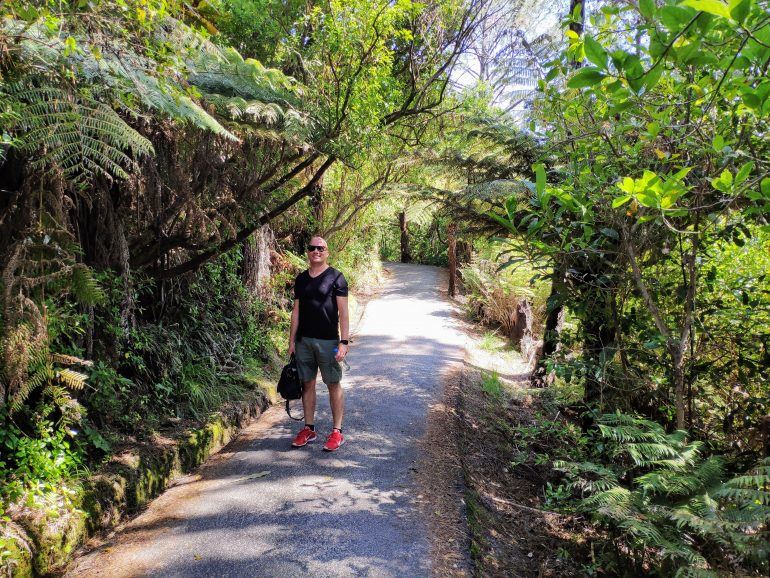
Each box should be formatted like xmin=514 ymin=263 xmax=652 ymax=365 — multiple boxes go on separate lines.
xmin=457 ymin=240 xmax=473 ymax=265
xmin=569 ymin=0 xmax=584 ymax=36
xmin=671 ymin=346 xmax=686 ymax=430
xmin=532 ymin=264 xmax=566 ymax=386
xmin=399 ymin=211 xmax=411 ymax=263
xmin=447 ymin=221 xmax=457 ymax=297
xmin=568 ymin=0 xmax=585 ymax=69
xmin=242 ymin=225 xmax=274 ymax=300
xmin=308 ymin=172 xmax=325 ymax=227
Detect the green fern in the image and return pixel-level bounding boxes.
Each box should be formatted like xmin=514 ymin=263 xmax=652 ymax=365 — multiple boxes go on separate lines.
xmin=188 ymin=47 xmax=300 ymax=104
xmin=555 ymin=414 xmax=770 ymax=574
xmin=71 ymin=264 xmax=106 ymax=306
xmin=8 ymin=346 xmax=91 ymax=419
xmin=8 ymin=84 xmax=153 ymax=185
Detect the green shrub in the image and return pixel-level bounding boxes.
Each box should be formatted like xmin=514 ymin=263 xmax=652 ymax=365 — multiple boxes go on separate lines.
xmin=0 ymin=407 xmax=86 ymax=502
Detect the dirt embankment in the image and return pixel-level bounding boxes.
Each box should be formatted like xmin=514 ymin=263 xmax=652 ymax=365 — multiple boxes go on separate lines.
xmin=419 ymin=314 xmax=592 ymax=577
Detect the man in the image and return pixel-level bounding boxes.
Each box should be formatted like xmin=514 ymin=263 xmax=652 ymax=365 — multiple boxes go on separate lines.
xmin=288 ymin=235 xmax=350 ymax=451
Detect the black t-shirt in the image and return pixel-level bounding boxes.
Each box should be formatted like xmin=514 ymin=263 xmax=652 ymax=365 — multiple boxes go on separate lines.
xmin=293 ymin=267 xmax=349 ymax=340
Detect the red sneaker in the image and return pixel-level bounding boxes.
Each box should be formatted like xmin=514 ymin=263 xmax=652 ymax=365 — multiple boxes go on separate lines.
xmin=292 ymin=426 xmax=317 ymax=447
xmin=323 ymin=429 xmax=344 ymax=452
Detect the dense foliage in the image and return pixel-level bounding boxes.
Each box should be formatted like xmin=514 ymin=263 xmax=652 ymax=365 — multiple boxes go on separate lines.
xmin=378 ymin=0 xmax=770 ymax=573
xmin=1 ymin=0 xmax=768 ymax=574
xmin=0 ymin=0 xmax=479 ymax=507
xmin=482 ymin=0 xmax=769 ymax=573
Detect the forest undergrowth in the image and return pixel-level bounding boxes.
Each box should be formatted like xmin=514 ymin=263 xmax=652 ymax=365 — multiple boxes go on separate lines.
xmin=454 ymin=327 xmax=591 ymax=577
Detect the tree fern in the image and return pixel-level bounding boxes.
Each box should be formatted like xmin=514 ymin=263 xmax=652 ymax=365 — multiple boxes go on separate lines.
xmin=188 ymin=46 xmax=301 ymax=104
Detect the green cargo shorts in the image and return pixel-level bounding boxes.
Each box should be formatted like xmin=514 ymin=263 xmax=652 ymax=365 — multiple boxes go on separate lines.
xmin=295 ymin=337 xmax=343 ymax=384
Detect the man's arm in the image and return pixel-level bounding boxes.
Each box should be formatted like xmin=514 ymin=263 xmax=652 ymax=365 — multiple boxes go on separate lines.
xmin=289 ymin=299 xmax=300 ymax=355
xmin=336 ymin=295 xmax=349 ymax=361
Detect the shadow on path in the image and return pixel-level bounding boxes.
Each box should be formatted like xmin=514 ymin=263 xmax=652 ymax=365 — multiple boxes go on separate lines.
xmin=69 ymin=263 xmax=466 ymax=578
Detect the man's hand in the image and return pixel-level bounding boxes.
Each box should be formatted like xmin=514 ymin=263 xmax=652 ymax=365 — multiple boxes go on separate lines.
xmin=288 ymin=342 xmax=295 ymax=356
xmin=335 ymin=342 xmax=348 ymax=362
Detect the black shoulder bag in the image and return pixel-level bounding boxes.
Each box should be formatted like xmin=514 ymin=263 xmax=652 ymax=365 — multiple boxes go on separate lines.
xmin=277 ymin=354 xmax=303 ymax=420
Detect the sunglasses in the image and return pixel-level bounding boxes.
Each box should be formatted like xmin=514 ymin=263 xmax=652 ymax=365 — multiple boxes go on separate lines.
xmin=307 ymin=245 xmax=327 ymax=252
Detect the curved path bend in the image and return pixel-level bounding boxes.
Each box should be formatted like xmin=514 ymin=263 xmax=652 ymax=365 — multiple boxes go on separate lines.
xmin=68 ymin=263 xmax=467 ymax=578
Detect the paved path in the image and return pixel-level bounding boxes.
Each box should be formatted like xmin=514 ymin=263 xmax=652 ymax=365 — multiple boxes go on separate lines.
xmin=68 ymin=263 xmax=467 ymax=578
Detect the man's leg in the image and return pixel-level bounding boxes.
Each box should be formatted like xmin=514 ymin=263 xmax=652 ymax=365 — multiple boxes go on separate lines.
xmin=302 ymin=378 xmax=317 ymax=425
xmin=327 ymin=382 xmax=344 ymax=430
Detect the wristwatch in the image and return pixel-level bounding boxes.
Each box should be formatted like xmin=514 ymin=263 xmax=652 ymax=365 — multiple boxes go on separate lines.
xmin=339 ymin=339 xmax=349 ymax=345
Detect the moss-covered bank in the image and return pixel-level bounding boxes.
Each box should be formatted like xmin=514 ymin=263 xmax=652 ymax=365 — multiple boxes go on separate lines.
xmin=1 ymin=388 xmax=271 ymax=577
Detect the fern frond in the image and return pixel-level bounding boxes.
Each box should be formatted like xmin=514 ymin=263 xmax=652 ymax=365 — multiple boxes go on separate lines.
xmin=582 ymin=486 xmax=633 ymax=512
xmin=203 ymin=93 xmax=285 ymax=124
xmin=71 ymin=264 xmax=105 ymax=306
xmin=56 ymin=368 xmax=88 ymax=390
xmin=9 ymin=363 xmax=54 ymax=412
xmin=50 ymin=353 xmax=93 ymax=367
xmin=107 ymin=66 xmax=239 ymax=141
xmin=623 ymin=442 xmax=681 ymax=466
xmin=189 ymin=47 xmax=300 ymax=104
xmin=8 ymin=84 xmax=154 ymax=185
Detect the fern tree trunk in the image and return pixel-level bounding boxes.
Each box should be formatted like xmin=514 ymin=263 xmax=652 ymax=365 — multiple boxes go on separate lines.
xmin=399 ymin=211 xmax=411 ymax=263
xmin=447 ymin=221 xmax=457 ymax=297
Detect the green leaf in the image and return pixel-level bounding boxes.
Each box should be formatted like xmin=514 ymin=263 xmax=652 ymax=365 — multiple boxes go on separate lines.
xmin=618 ymin=177 xmax=635 ymax=194
xmin=660 ymin=6 xmax=695 ymax=29
xmin=623 ymin=56 xmax=645 ymax=92
xmin=535 ymin=163 xmax=546 ymax=195
xmin=639 ymin=0 xmax=657 ymax=18
xmin=735 ymin=161 xmax=753 ymax=185
xmin=643 ymin=64 xmax=664 ymax=91
xmin=728 ymin=0 xmax=752 ymax=23
xmin=681 ymin=0 xmax=731 ymax=19
xmin=601 ymin=227 xmax=619 ymax=239
xmin=612 ymin=195 xmax=632 ymax=208
xmin=487 ymin=212 xmax=517 ymax=233
xmin=761 ymin=177 xmax=770 ymax=196
xmin=17 ymin=4 xmax=39 ymax=21
xmin=742 ymin=90 xmax=760 ymax=109
xmin=64 ymin=36 xmax=77 ymax=57
xmin=672 ymin=167 xmax=692 ymax=181
xmin=637 ymin=192 xmax=659 ymax=208
xmin=584 ymin=37 xmax=608 ymax=69
xmin=567 ymin=67 xmax=606 ymax=89
xmin=505 ymin=196 xmax=517 ymax=220
xmin=712 ymin=134 xmax=725 ymax=151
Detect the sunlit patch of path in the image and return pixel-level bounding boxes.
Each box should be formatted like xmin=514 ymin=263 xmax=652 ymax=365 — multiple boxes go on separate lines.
xmin=68 ymin=263 xmax=467 ymax=578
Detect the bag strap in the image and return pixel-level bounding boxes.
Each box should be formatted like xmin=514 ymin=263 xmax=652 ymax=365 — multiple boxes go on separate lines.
xmin=285 ymin=399 xmax=304 ymax=421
